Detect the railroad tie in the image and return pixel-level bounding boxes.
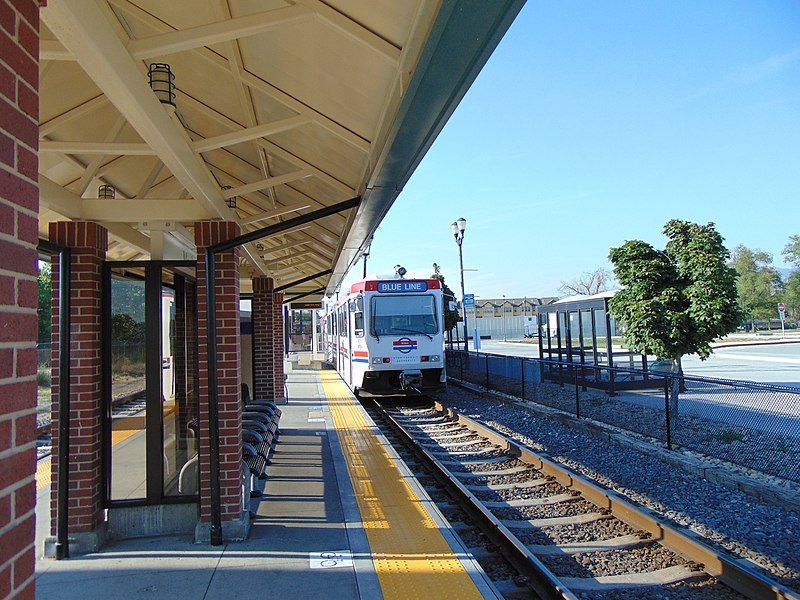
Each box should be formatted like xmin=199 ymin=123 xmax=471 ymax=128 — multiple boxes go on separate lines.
xmin=561 ymin=565 xmax=706 ymax=592
xmin=527 ymin=533 xmax=648 ymax=555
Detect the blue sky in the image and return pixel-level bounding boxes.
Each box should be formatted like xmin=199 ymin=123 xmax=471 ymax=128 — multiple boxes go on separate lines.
xmin=345 ymin=1 xmax=800 ymax=299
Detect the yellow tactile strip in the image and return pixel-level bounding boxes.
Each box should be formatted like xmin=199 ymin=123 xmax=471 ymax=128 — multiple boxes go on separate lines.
xmin=321 ymin=371 xmax=484 ymax=600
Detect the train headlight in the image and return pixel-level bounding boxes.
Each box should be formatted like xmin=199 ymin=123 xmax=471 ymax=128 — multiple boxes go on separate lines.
xmin=372 ymin=357 xmax=391 ymax=364
xmin=430 ymin=355 xmax=440 ymax=362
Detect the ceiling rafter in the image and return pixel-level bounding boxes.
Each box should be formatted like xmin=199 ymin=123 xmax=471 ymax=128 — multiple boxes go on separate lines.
xmin=134 ymin=160 xmax=164 ymax=198
xmin=39 ymin=176 xmax=152 ymax=254
xmin=240 ymin=203 xmax=310 ymax=226
xmin=194 ymin=115 xmax=311 ymax=153
xmin=209 ymin=0 xmax=277 ymax=209
xmin=40 ymin=141 xmax=154 ymax=155
xmin=179 ymin=93 xmax=356 ymax=199
xmin=40 ymin=95 xmax=109 ymax=137
xmin=41 ymin=0 xmax=267 ymax=275
xmin=200 ymin=141 xmax=349 ymax=237
xmin=108 ymin=0 xmax=372 ymax=155
xmin=259 ymin=240 xmax=309 ymax=256
xmin=125 ymin=5 xmax=313 ymax=59
xmin=224 ymin=170 xmax=311 ymax=198
xmin=293 ymin=0 xmax=400 ymax=63
xmin=75 ymin=115 xmax=128 ymax=195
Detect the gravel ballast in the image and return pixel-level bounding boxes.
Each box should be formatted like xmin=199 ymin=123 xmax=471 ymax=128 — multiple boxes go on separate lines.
xmin=436 ymin=383 xmax=800 ymax=593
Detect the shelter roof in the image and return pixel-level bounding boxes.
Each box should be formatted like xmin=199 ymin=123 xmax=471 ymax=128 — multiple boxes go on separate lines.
xmin=38 ymin=1 xmax=523 ymax=301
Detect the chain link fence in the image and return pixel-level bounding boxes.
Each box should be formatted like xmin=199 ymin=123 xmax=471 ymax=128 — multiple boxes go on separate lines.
xmin=445 ymin=350 xmax=800 ymax=483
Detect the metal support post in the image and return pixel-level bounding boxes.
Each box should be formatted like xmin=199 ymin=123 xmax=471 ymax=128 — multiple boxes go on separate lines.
xmin=664 ymin=376 xmax=672 ymax=450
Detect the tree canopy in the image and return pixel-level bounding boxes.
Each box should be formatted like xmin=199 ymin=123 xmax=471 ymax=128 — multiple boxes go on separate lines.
xmin=37 ymin=262 xmax=52 ymax=343
xmin=730 ymin=245 xmax=781 ymax=323
xmin=608 ymin=220 xmax=741 ymax=363
xmin=783 ymin=235 xmax=800 ymax=268
xmin=431 ymin=263 xmax=460 ymax=333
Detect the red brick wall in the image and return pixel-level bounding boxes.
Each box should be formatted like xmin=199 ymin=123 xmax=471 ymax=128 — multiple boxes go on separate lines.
xmin=252 ymin=277 xmax=275 ymax=400
xmin=0 ymin=1 xmax=42 ymax=597
xmin=195 ymin=222 xmax=242 ymax=523
xmin=48 ymin=222 xmax=107 ymax=538
xmin=252 ymin=279 xmax=285 ymax=401
xmin=272 ymin=292 xmax=284 ymax=400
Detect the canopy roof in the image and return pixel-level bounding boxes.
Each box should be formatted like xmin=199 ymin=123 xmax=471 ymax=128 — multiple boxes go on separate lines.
xmin=38 ymin=0 xmax=523 ymax=299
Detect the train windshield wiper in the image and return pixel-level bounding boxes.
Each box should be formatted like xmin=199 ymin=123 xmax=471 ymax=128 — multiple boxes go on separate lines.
xmin=391 ymin=328 xmax=433 ymax=340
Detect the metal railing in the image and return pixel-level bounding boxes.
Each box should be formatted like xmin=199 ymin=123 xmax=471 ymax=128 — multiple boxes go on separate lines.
xmin=446 ymin=350 xmax=800 ymax=483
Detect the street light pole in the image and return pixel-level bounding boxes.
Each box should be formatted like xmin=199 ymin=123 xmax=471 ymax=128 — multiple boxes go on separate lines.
xmin=502 ymin=294 xmax=507 ymax=341
xmin=452 ymin=218 xmax=468 ymax=352
xmin=362 ymin=235 xmax=372 ymax=279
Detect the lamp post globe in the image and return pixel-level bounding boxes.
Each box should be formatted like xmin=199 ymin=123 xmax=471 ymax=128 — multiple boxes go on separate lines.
xmin=451 ymin=218 xmax=468 ymax=352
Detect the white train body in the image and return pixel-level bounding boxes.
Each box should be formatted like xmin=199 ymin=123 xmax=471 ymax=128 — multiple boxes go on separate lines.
xmin=322 ymin=277 xmax=446 ymax=396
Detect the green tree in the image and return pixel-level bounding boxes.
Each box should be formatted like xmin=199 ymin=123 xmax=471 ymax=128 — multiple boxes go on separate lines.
xmin=37 ymin=262 xmax=52 ymax=343
xmin=730 ymin=245 xmax=781 ymax=326
xmin=783 ymin=235 xmax=800 ymax=324
xmin=608 ymin=220 xmax=741 ymax=422
xmin=783 ymin=234 xmax=800 ymax=268
xmin=784 ymin=271 xmax=800 ymax=325
xmin=111 ymin=313 xmax=145 ymax=343
xmin=431 ymin=263 xmax=460 ymax=334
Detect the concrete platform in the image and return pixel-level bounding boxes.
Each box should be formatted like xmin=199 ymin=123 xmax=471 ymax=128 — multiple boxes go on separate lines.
xmin=34 ymin=369 xmax=497 ymax=599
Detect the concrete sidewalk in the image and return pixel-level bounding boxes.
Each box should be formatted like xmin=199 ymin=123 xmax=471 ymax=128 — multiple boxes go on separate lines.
xmin=34 ymin=369 xmax=380 ymax=600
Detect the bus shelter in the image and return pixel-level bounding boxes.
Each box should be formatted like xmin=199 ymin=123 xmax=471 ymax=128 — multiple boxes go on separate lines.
xmin=536 ymin=292 xmax=660 ymax=391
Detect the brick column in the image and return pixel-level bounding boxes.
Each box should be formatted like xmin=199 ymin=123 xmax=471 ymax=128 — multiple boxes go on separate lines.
xmin=0 ymin=1 xmax=42 ymax=596
xmin=48 ymin=222 xmax=108 ymax=552
xmin=194 ymin=222 xmax=245 ymax=541
xmin=273 ymin=291 xmax=285 ymax=401
xmin=251 ymin=277 xmax=275 ymax=400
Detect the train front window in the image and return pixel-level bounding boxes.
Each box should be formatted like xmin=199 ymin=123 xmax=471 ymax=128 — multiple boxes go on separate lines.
xmin=370 ymin=294 xmax=438 ymax=338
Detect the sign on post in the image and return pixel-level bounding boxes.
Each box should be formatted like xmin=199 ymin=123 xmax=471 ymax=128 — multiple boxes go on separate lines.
xmin=778 ymin=302 xmax=786 ymax=336
xmin=463 ymin=294 xmax=475 ymax=307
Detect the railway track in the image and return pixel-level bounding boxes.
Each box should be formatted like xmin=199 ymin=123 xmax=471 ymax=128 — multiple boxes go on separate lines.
xmin=369 ymin=398 xmax=799 ymax=600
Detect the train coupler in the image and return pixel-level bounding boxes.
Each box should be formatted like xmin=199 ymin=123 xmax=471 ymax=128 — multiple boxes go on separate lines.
xmin=399 ymin=370 xmax=423 ymax=391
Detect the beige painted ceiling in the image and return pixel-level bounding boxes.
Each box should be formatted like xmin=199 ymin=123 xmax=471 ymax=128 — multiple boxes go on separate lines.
xmin=38 ymin=0 xmax=523 ymax=300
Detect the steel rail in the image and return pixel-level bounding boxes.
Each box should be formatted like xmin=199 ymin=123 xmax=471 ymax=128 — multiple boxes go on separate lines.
xmin=370 ymin=400 xmax=577 ymax=600
xmin=430 ymin=401 xmax=800 ymax=600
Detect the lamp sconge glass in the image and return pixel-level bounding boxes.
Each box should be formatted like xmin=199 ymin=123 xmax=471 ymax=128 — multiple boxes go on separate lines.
xmin=98 ymin=184 xmax=116 ymax=199
xmin=221 ymin=185 xmax=236 ymax=209
xmin=148 ymin=63 xmax=176 ymax=109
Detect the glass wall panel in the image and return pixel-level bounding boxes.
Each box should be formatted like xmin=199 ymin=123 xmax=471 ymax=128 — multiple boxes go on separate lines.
xmin=594 ymin=308 xmax=609 ymax=366
xmin=164 ymin=272 xmax=198 ymax=497
xmin=568 ymin=311 xmax=579 ymax=361
xmin=581 ymin=309 xmax=594 ymax=364
xmin=109 ymin=273 xmax=147 ymax=501
xmin=36 ymin=258 xmax=53 ymax=444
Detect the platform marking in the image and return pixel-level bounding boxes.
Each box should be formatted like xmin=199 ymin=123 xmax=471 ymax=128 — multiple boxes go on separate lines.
xmin=307 ymin=418 xmax=326 ymax=422
xmin=310 ymin=550 xmax=353 ymax=569
xmin=321 ymin=371 xmax=484 ymax=600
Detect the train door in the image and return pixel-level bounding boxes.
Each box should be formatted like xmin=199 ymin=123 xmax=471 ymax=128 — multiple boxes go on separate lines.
xmin=347 ymin=299 xmax=355 ymax=385
xmin=337 ymin=306 xmax=346 ymax=378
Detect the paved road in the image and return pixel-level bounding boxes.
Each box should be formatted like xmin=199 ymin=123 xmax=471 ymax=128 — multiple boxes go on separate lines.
xmin=470 ymin=339 xmax=800 ymax=387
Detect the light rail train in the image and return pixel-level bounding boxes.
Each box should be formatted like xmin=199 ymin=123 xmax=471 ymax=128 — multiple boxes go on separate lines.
xmin=322 ymin=277 xmax=447 ymax=396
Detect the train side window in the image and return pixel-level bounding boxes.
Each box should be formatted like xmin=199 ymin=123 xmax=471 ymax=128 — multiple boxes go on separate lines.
xmin=353 ymin=311 xmax=364 ymax=337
